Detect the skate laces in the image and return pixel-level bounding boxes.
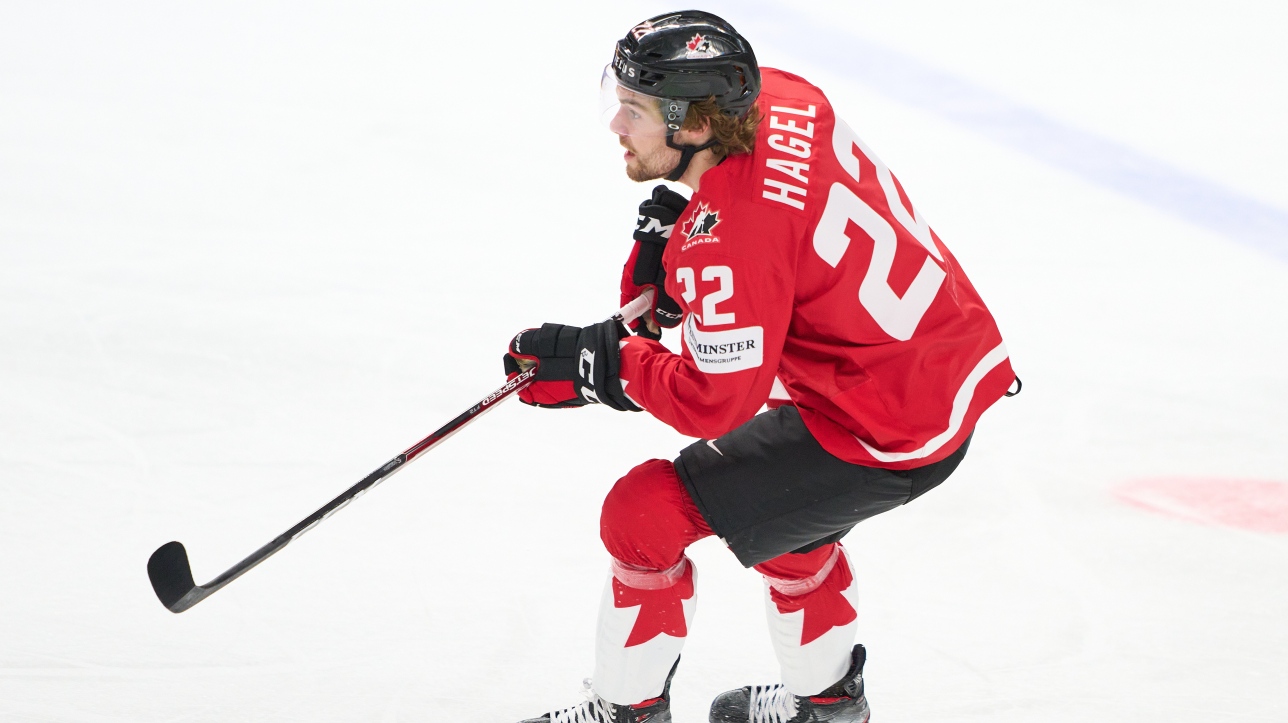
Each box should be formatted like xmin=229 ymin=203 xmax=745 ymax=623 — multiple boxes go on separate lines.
xmin=547 ymin=679 xmax=618 ymax=723
xmin=747 ymin=684 xmax=798 ymax=723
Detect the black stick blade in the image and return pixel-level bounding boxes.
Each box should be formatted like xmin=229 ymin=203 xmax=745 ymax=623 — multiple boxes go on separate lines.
xmin=148 ymin=541 xmax=198 ymax=613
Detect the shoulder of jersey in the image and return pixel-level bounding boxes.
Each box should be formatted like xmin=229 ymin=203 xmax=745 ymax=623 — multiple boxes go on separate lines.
xmin=667 ymin=70 xmax=831 ymax=264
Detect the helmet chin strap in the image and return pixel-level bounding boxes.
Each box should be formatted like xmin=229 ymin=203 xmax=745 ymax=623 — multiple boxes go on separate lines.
xmin=664 ymin=132 xmax=719 ymax=183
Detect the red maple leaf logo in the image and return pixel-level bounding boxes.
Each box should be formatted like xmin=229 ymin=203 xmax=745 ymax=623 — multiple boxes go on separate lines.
xmin=682 ymin=203 xmax=720 ymax=238
xmin=613 ymin=564 xmax=695 ymax=647
xmin=769 ymin=557 xmax=857 ymax=645
xmin=686 ymin=33 xmax=706 ymax=52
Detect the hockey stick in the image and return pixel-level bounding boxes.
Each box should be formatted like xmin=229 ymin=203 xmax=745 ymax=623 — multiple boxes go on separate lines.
xmin=147 ymin=290 xmax=656 ymax=613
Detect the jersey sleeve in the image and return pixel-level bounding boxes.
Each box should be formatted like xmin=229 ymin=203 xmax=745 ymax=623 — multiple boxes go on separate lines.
xmin=617 ymin=199 xmax=796 ymax=440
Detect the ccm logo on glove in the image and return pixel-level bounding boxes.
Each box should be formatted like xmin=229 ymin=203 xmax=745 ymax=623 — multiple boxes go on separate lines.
xmin=621 ymin=185 xmax=689 ymax=340
xmin=503 ymin=321 xmax=641 ymax=411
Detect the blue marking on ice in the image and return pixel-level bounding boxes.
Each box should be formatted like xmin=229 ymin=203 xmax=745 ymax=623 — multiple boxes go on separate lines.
xmin=724 ymin=3 xmax=1288 ymax=262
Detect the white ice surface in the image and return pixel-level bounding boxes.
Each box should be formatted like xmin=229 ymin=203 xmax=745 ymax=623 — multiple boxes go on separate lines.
xmin=2 ymin=2 xmax=1286 ymax=721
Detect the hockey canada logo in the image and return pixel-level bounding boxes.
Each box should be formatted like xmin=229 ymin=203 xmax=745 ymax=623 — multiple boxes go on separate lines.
xmin=681 ymin=203 xmax=721 ymax=250
xmin=685 ymin=33 xmax=717 ymax=59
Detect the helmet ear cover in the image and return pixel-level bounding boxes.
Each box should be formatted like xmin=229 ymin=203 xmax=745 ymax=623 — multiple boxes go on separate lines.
xmin=662 ymin=98 xmax=689 ymax=131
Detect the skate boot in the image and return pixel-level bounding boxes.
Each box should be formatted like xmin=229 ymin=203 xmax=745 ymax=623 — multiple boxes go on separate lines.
xmin=518 ymin=662 xmax=675 ymax=723
xmin=709 ymin=645 xmax=869 ymax=723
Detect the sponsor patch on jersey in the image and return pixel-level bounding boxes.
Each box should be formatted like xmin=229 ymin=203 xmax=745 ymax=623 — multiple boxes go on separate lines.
xmin=680 ymin=203 xmax=722 ymax=251
xmin=684 ymin=316 xmax=763 ymax=373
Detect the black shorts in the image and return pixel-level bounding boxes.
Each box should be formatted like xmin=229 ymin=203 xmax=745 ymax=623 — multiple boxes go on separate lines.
xmin=673 ymin=405 xmax=970 ymax=568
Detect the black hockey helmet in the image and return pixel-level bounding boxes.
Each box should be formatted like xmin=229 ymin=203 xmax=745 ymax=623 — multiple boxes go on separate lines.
xmin=612 ymin=10 xmax=760 ymax=125
xmin=603 ymin=10 xmax=760 ymax=181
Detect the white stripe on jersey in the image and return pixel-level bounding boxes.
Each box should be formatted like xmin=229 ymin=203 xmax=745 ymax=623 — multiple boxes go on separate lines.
xmin=855 ymin=342 xmax=1010 ymax=463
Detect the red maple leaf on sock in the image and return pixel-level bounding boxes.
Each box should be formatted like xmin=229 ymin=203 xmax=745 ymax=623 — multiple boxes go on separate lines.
xmin=769 ymin=560 xmax=857 ymax=645
xmin=612 ymin=565 xmax=695 ymax=647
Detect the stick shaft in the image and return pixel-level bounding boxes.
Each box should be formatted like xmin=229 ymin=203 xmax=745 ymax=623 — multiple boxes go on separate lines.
xmin=152 ymin=290 xmax=654 ymax=612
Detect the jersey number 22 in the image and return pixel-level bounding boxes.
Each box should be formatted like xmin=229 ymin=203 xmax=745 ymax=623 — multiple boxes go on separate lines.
xmin=813 ymin=119 xmax=947 ymax=341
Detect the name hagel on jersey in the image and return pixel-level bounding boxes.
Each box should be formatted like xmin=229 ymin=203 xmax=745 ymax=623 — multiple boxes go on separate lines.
xmin=618 ymin=68 xmax=1014 ymax=469
xmin=761 ymin=101 xmax=817 ymax=211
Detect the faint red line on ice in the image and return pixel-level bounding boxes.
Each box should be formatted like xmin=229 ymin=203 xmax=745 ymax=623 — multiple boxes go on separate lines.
xmin=1113 ymin=478 xmax=1288 ymax=534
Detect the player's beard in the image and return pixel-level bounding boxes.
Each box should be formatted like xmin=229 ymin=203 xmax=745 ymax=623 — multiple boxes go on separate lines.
xmin=622 ymin=138 xmax=681 ymax=182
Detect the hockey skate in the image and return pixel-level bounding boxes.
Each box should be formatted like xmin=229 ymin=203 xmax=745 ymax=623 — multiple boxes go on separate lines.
xmin=517 ymin=661 xmax=675 ymax=723
xmin=708 ymin=645 xmax=869 ymax=723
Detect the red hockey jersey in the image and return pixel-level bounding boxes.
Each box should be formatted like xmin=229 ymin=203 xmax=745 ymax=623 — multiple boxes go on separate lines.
xmin=618 ymin=68 xmax=1015 ymax=470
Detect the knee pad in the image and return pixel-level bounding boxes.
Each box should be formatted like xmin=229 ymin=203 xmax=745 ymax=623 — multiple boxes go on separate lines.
xmin=600 ymin=459 xmax=710 ymax=570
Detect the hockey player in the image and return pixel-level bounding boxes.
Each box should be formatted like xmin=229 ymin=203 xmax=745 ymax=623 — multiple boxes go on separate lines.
xmin=504 ymin=11 xmax=1017 ymax=723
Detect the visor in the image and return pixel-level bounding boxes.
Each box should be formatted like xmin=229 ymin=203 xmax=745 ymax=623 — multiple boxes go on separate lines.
xmin=599 ymin=66 xmax=689 ymax=138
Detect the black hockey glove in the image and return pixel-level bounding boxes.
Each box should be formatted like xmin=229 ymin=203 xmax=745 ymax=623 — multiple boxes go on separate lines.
xmin=503 ymin=321 xmax=641 ymax=412
xmin=620 ymin=185 xmax=689 ymax=340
